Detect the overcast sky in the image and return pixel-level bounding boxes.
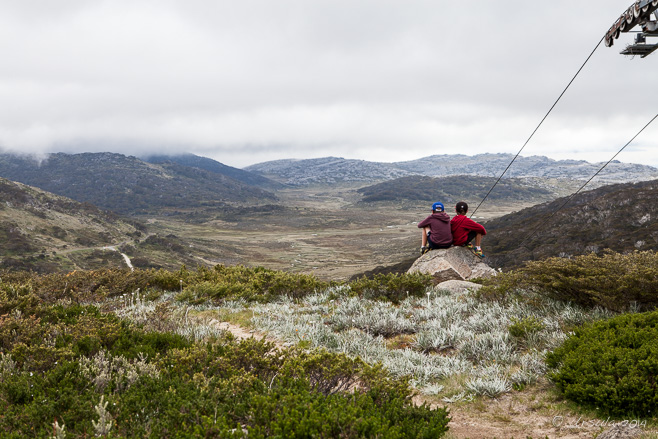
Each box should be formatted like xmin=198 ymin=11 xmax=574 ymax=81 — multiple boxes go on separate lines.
xmin=0 ymin=0 xmax=657 ymax=168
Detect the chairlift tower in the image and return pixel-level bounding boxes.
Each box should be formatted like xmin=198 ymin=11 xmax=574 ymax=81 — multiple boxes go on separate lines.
xmin=605 ymin=0 xmax=658 ymax=57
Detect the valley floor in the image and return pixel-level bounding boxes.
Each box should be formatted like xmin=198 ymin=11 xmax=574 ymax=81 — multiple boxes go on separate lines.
xmin=140 ymin=188 xmax=543 ymax=280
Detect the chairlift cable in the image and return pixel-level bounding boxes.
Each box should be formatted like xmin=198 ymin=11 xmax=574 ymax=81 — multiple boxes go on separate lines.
xmin=470 ymin=35 xmax=605 ymax=218
xmin=523 ymin=112 xmax=658 ymax=244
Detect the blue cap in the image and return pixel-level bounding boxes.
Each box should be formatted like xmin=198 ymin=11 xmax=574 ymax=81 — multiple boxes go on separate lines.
xmin=432 ymin=202 xmax=444 ymax=212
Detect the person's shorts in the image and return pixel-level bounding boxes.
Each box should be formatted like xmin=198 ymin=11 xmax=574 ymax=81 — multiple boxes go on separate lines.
xmin=427 ymin=232 xmax=452 ymax=249
xmin=464 ymin=230 xmax=478 ymax=244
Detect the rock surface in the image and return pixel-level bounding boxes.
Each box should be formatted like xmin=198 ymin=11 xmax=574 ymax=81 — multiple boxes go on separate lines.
xmin=436 ymin=280 xmax=483 ymax=294
xmin=407 ymin=246 xmax=497 ymax=283
xmin=597 ymin=423 xmax=643 ymax=439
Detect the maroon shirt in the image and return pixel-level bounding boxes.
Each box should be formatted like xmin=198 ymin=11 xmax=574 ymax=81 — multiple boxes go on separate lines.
xmin=418 ymin=212 xmax=453 ymax=246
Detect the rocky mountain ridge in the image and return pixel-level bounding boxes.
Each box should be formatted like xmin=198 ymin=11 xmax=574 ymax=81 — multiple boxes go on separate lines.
xmin=246 ymin=154 xmax=658 ymax=186
xmin=395 ymin=153 xmax=658 ymax=182
xmin=244 ymin=157 xmax=414 ymax=185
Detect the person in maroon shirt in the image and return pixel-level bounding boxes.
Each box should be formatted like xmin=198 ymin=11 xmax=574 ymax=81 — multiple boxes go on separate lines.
xmin=450 ymin=201 xmax=486 ymax=258
xmin=417 ymin=201 xmax=453 ymax=254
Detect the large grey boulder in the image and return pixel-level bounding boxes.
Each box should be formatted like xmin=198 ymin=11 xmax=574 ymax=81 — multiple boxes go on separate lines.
xmin=407 ymin=246 xmax=497 ymax=284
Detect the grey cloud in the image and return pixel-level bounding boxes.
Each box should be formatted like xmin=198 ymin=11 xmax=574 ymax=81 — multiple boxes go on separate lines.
xmin=0 ymin=0 xmax=656 ymax=168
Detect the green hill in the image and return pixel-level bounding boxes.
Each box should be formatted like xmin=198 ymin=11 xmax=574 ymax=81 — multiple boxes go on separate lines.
xmin=143 ymin=153 xmax=284 ymax=189
xmin=485 ymin=179 xmax=658 ymax=270
xmin=357 ymin=175 xmax=554 ymax=204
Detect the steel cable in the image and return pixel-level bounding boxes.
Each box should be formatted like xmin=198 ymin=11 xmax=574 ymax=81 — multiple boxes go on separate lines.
xmin=470 ymin=35 xmax=605 ymax=218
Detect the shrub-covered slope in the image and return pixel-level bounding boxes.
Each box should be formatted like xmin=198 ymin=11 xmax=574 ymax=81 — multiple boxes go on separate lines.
xmin=4 ymin=259 xmax=653 ymax=426
xmin=485 ymin=179 xmax=658 ymax=270
xmin=357 ymin=175 xmax=554 ymax=204
xmin=0 ymin=263 xmax=611 ymax=431
xmin=0 ymin=279 xmax=449 ymax=438
xmin=479 ymin=250 xmax=658 ymax=312
xmin=0 ymin=152 xmax=277 ymax=215
xmin=0 ymin=177 xmax=144 ymax=271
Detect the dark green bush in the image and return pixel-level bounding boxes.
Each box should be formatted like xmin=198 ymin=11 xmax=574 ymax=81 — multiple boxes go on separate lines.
xmin=0 ymin=297 xmax=451 ymax=437
xmin=508 ymin=316 xmax=544 ymax=338
xmin=179 ymin=265 xmax=330 ymax=303
xmin=546 ymin=310 xmax=658 ymax=417
xmin=0 ymin=264 xmax=330 ymax=305
xmin=348 ymin=273 xmax=433 ymax=304
xmin=1 ymin=265 xmax=434 ymax=307
xmin=0 ymin=267 xmax=183 ymax=303
xmin=479 ymin=251 xmax=658 ymax=311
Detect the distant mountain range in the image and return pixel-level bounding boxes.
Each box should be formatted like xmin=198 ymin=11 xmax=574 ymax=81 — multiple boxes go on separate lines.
xmin=394 ymin=153 xmax=658 ymax=181
xmin=0 ymin=152 xmax=277 ymax=215
xmin=2 ymin=152 xmax=653 ymax=217
xmin=1 ymin=150 xmax=655 ymax=275
xmin=484 ymin=179 xmax=658 ymax=270
xmin=246 ymin=154 xmax=658 ymax=186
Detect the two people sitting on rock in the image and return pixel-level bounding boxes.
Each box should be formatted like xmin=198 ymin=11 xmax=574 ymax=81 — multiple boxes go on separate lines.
xmin=418 ymin=201 xmax=487 ymax=258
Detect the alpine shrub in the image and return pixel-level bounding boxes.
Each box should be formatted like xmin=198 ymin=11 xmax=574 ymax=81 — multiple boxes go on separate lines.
xmin=479 ymin=250 xmax=658 ymax=311
xmin=508 ymin=316 xmax=544 ymax=338
xmin=546 ymin=310 xmax=658 ymax=417
xmin=348 ymin=273 xmax=432 ymax=303
xmin=0 ymin=265 xmax=329 ymax=304
xmin=179 ymin=265 xmax=329 ymax=302
xmin=0 ymin=296 xmax=451 ymax=438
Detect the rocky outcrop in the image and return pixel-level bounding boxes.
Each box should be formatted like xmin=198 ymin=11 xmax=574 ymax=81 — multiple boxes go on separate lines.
xmin=407 ymin=246 xmax=497 ymax=283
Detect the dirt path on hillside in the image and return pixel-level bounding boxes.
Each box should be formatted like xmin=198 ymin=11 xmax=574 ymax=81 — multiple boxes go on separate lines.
xmin=218 ymin=321 xmax=650 ymax=439
xmin=212 ymin=320 xmax=286 ymax=348
xmin=414 ymin=392 xmax=638 ymax=439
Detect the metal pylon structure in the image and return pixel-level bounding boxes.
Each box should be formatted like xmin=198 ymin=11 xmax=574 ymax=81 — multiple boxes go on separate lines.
xmin=605 ymin=0 xmax=658 ymax=57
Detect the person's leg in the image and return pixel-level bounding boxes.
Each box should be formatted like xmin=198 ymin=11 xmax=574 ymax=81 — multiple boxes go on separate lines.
xmin=421 ymin=227 xmax=430 ymax=247
xmin=474 ymin=233 xmax=483 ymax=249
xmin=472 ymin=233 xmax=485 ymax=258
xmin=464 ymin=231 xmax=485 ymax=258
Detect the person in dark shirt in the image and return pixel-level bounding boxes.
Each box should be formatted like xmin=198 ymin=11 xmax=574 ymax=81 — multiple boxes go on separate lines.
xmin=417 ymin=202 xmax=453 ymax=254
xmin=450 ymin=201 xmax=486 ymax=258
